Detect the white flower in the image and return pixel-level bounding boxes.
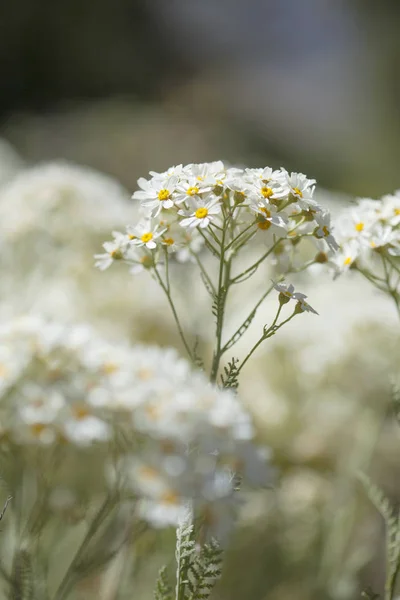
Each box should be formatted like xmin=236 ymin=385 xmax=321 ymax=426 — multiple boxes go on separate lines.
xmin=179 ymin=197 xmax=222 ymax=229
xmin=313 ymin=211 xmax=339 ymax=251
xmin=330 ymin=239 xmax=361 ymax=274
xmin=133 ymin=176 xmax=179 ymax=215
xmin=127 ymin=219 xmax=165 ymax=249
xmin=174 ymin=177 xmax=212 ymax=204
xmin=282 ymin=169 xmax=316 ymax=206
xmin=94 ymin=231 xmax=130 ymax=270
xmin=273 ymin=281 xmax=318 ymax=314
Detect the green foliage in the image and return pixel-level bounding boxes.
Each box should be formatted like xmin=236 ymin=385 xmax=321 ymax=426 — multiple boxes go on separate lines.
xmin=186 ymin=538 xmax=223 ymax=600
xmin=220 ymin=358 xmax=240 ymax=390
xmin=158 ymin=511 xmax=224 ymax=600
xmin=11 ymin=549 xmax=33 ymax=600
xmin=359 ymin=473 xmax=400 ymax=600
xmin=361 ymin=588 xmax=380 ymax=599
xmin=154 ymin=566 xmax=173 ymax=600
xmin=222 ymin=310 xmax=256 ymax=353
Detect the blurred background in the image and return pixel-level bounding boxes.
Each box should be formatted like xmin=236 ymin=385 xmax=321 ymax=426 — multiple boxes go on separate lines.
xmin=2 ymin=0 xmax=400 ymax=195
xmin=1 ymin=1 xmax=400 ymax=599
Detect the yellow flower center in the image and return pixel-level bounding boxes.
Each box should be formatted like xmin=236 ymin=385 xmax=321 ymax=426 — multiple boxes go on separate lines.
xmin=158 ymin=189 xmax=171 ymax=201
xmin=141 ymin=232 xmax=153 ymax=243
xmin=110 ymin=249 xmax=122 ymax=259
xmin=292 ymin=187 xmax=303 ymax=198
xmin=73 ymin=406 xmax=90 ymax=420
xmin=355 ymin=222 xmax=364 ymax=232
xmin=261 ymin=186 xmax=273 ymax=199
xmin=260 ymin=207 xmax=271 ymax=218
xmin=196 ymin=176 xmax=204 ymax=181
xmin=344 ymin=256 xmax=352 ymax=265
xmin=195 ymin=207 xmax=208 ymax=219
xmin=140 ymin=466 xmax=159 ymax=480
xmin=257 ymin=220 xmax=272 ymax=230
xmin=186 ymin=186 xmax=199 ymax=196
xmin=31 ymin=423 xmax=46 ymax=436
xmin=161 ymin=490 xmax=179 ymax=505
xmin=322 ymin=225 xmax=330 ymax=237
xmin=102 ymin=362 xmax=119 ymax=375
xmin=163 ymin=237 xmax=175 ymax=246
xmin=395 ymin=209 xmax=400 ymax=216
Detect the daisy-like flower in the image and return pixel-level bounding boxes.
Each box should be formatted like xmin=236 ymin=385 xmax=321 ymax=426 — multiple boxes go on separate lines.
xmin=127 ymin=219 xmax=165 ymax=249
xmin=313 ymin=211 xmax=339 ymax=251
xmin=133 ymin=176 xmax=178 ymax=215
xmin=272 ymin=281 xmax=318 ymax=314
xmin=183 ymin=161 xmax=226 ymax=186
xmin=174 ymin=177 xmax=212 ymax=204
xmin=250 ymin=202 xmax=288 ymax=231
xmin=282 ymin=169 xmax=316 ymax=206
xmin=179 ymin=197 xmax=222 ymax=229
xmin=94 ymin=231 xmax=130 ymax=270
xmin=330 ymin=239 xmax=361 ymax=274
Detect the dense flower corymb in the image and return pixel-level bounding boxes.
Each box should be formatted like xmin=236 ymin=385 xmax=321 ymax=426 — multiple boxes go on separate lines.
xmin=96 ymin=161 xmax=337 ymax=274
xmin=0 ymin=315 xmax=272 ymax=538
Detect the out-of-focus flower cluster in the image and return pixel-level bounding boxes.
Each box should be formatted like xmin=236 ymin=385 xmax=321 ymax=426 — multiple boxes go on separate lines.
xmin=330 ymin=190 xmax=400 ymax=274
xmin=0 ymin=315 xmax=271 ymax=537
xmin=96 ymin=161 xmax=337 ymax=274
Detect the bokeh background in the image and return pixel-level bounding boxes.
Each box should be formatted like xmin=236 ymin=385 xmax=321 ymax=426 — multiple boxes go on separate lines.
xmin=1 ymin=1 xmax=400 ymax=599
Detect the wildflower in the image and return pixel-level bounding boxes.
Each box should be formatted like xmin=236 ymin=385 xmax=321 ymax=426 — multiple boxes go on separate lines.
xmin=127 ymin=219 xmax=165 ymax=249
xmin=179 ymin=197 xmax=222 ymax=229
xmin=133 ymin=176 xmax=179 ymax=215
xmin=273 ymin=281 xmax=317 ymax=314
xmin=281 ymin=169 xmax=316 ymax=206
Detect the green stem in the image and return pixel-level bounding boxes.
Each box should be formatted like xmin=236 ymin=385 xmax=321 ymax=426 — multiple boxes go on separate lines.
xmin=221 ymin=281 xmax=279 ymax=354
xmin=230 ymin=239 xmax=283 ymax=284
xmin=197 ymin=228 xmax=220 ymax=257
xmin=190 ymin=250 xmax=216 ymax=295
xmin=381 ymin=255 xmax=400 ymax=320
xmin=210 ymin=223 xmax=229 ymax=383
xmin=154 ymin=267 xmax=194 ymax=362
xmin=53 ymin=495 xmax=116 ymax=600
xmin=237 ymin=310 xmax=296 ymax=375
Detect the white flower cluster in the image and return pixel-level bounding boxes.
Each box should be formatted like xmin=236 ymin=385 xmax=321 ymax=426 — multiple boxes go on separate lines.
xmin=0 ymin=316 xmax=271 ymax=536
xmin=331 ymin=191 xmax=400 ymax=274
xmin=0 ymin=162 xmax=133 ymax=247
xmin=96 ymin=161 xmax=337 ymax=273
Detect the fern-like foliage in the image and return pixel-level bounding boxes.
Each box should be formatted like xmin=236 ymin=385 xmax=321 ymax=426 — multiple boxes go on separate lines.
xmin=391 ymin=377 xmax=400 ymax=426
xmin=220 ymin=358 xmax=240 ymax=391
xmin=359 ymin=472 xmax=400 ymax=599
xmin=222 ymin=311 xmax=256 ymax=353
xmin=11 ymin=549 xmax=33 ymax=600
xmin=173 ymin=511 xmax=223 ymax=600
xmin=192 ymin=338 xmax=205 ymax=371
xmin=175 ymin=511 xmax=196 ymax=600
xmin=154 ymin=566 xmax=173 ymax=600
xmin=186 ymin=539 xmax=223 ymax=600
xmin=211 ymin=288 xmax=227 ymax=325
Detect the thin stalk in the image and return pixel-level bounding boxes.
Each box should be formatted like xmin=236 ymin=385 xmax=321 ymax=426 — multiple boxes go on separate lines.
xmin=221 ymin=281 xmax=279 ymax=354
xmin=197 ymin=229 xmax=220 ymax=257
xmin=153 ymin=267 xmax=194 ymax=362
xmin=381 ymin=255 xmax=400 ymax=320
xmin=230 ymin=239 xmax=283 ymax=284
xmin=225 ymin=222 xmax=255 ymax=251
xmin=190 ymin=250 xmax=216 ymax=295
xmin=237 ymin=310 xmax=296 ymax=375
xmin=210 ymin=222 xmax=229 ymax=383
xmin=53 ymin=495 xmax=116 ymax=600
